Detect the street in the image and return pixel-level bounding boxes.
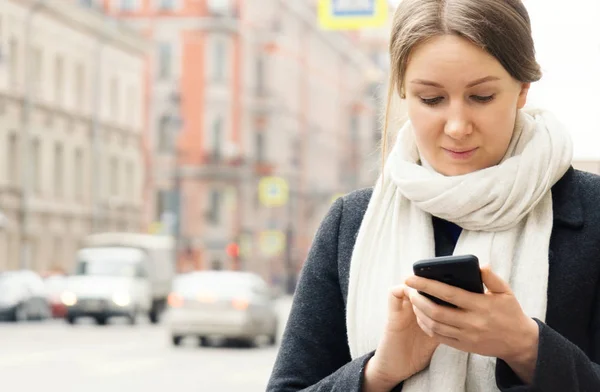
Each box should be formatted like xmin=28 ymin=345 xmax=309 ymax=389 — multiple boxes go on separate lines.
xmin=0 ymin=298 xmax=293 ymax=392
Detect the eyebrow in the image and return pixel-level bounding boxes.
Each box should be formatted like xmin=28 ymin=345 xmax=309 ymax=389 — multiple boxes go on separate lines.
xmin=410 ymin=76 xmax=501 ymax=88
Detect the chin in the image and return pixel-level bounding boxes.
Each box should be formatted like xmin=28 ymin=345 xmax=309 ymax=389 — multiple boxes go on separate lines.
xmin=436 ymin=164 xmax=481 ymax=177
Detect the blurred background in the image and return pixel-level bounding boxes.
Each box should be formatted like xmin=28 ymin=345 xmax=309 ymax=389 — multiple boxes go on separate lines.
xmin=0 ymin=0 xmax=598 ymax=391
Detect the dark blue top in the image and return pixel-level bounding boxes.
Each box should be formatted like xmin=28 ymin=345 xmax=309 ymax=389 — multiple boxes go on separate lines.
xmin=440 ymin=218 xmax=462 ymax=244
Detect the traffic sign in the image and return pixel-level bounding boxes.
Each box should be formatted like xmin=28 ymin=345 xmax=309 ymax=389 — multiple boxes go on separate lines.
xmin=258 ymin=177 xmax=289 ymax=207
xmin=259 ymin=230 xmax=286 ymax=257
xmin=330 ymin=192 xmax=346 ymax=204
xmin=318 ymin=0 xmax=389 ymax=30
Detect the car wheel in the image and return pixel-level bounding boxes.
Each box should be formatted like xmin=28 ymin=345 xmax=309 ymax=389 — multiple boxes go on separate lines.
xmin=198 ymin=336 xmax=210 ymax=347
xmin=128 ymin=308 xmax=138 ymax=325
xmin=14 ymin=304 xmax=28 ymax=323
xmin=267 ymin=332 xmax=277 ymax=346
xmin=230 ymin=338 xmax=255 ymax=349
xmin=66 ymin=315 xmax=77 ymax=325
xmin=96 ymin=316 xmax=108 ymax=326
xmin=172 ymin=335 xmax=183 ymax=346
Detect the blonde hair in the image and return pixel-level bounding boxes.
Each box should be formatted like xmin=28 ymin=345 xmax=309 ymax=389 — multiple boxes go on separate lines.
xmin=381 ymin=0 xmax=542 ymax=170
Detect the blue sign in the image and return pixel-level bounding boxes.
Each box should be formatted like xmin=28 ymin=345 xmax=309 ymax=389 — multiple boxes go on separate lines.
xmin=332 ymin=0 xmax=375 ymax=17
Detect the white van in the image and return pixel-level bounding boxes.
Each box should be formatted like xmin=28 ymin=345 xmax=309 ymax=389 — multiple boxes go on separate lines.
xmin=62 ymin=233 xmax=175 ymax=325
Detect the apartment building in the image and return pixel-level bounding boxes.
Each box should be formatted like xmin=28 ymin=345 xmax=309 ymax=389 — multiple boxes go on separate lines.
xmin=0 ymin=0 xmax=148 ymax=272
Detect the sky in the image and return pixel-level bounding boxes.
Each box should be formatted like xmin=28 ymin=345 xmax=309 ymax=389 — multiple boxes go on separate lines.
xmin=386 ymin=0 xmax=600 ymax=159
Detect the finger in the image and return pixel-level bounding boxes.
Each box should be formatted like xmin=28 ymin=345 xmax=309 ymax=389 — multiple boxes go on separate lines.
xmin=432 ymin=334 xmax=461 ymax=348
xmin=412 ymin=303 xmax=463 ymax=339
xmin=480 ymin=266 xmax=511 ymax=294
xmin=405 ymin=276 xmax=477 ymax=309
xmin=388 ymin=285 xmax=409 ymax=313
xmin=416 ymin=314 xmax=434 ymax=337
xmin=408 ymin=289 xmax=468 ymax=329
xmin=390 ymin=284 xmax=406 ymax=299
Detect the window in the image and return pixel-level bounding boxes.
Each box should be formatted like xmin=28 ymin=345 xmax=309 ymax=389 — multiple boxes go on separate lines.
xmin=158 ymin=43 xmax=172 ymax=79
xmin=7 ymin=134 xmax=18 ymax=186
xmin=158 ymin=115 xmax=173 ymax=152
xmin=207 ymin=0 xmax=232 ymax=15
xmin=31 ymin=47 xmax=42 ymax=99
xmin=125 ymin=162 xmax=134 ymax=202
xmin=127 ymin=85 xmax=136 ymax=125
xmin=54 ymin=143 xmax=64 ymax=198
xmin=157 ymin=0 xmax=177 ymax=10
xmin=78 ymin=0 xmax=95 ymax=7
xmin=53 ymin=237 xmax=63 ymax=266
xmin=255 ymin=132 xmax=265 ymax=163
xmin=256 ymin=56 xmax=265 ymax=94
xmin=74 ymin=63 xmax=85 ymax=112
xmin=31 ymin=139 xmax=40 ymax=195
xmin=156 ymin=190 xmax=170 ymax=218
xmin=54 ymin=55 xmax=64 ymax=105
xmin=156 ymin=189 xmax=178 ymax=229
xmin=119 ymin=0 xmax=137 ymax=11
xmin=208 ymin=189 xmax=222 ymax=225
xmin=74 ymin=149 xmax=83 ymax=200
xmin=212 ymin=39 xmax=226 ymax=81
xmin=109 ymin=77 xmax=119 ymax=120
xmin=110 ymin=157 xmax=119 ymax=196
xmin=9 ymin=38 xmax=18 ymax=90
xmin=212 ymin=117 xmax=223 ymax=161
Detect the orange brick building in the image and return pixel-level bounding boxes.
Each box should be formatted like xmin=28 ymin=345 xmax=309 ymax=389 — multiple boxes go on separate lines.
xmin=105 ymin=0 xmax=384 ymax=288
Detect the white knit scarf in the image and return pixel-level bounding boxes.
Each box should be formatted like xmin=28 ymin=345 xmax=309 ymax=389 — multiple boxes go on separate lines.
xmin=346 ymin=108 xmax=573 ymax=391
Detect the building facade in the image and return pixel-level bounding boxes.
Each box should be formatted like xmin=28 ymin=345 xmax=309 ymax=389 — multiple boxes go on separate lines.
xmin=0 ymin=0 xmax=148 ymax=272
xmin=106 ymin=0 xmax=385 ymax=288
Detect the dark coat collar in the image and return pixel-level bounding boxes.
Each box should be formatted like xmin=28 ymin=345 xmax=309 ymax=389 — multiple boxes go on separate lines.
xmin=552 ymin=166 xmax=584 ymax=228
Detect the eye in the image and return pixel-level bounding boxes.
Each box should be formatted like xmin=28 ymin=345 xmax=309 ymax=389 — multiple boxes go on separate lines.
xmin=420 ymin=97 xmax=444 ymax=106
xmin=471 ymin=95 xmax=495 ymax=103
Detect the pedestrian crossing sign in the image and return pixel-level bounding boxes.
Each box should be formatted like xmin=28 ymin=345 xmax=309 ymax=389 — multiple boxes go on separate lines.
xmin=259 ymin=230 xmax=286 ymax=257
xmin=318 ymin=0 xmax=389 ymax=30
xmin=259 ymin=177 xmax=289 ymax=207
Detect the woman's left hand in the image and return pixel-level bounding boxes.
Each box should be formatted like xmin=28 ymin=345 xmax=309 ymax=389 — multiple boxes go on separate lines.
xmin=404 ymin=266 xmax=539 ymax=378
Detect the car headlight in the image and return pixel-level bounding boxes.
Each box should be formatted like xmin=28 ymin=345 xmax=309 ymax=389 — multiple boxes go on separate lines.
xmin=61 ymin=291 xmax=77 ymax=306
xmin=112 ymin=292 xmax=131 ymax=307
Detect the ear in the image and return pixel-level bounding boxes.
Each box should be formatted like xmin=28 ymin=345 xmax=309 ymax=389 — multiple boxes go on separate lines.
xmin=517 ymin=82 xmax=531 ymax=109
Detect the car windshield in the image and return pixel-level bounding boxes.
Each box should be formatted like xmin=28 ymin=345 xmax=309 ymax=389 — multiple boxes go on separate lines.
xmin=173 ymin=273 xmax=255 ymax=297
xmin=74 ymin=260 xmax=137 ymax=278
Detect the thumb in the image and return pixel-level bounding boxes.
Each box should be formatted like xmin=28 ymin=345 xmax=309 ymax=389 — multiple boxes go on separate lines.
xmin=388 ymin=284 xmax=411 ymax=312
xmin=481 ymin=266 xmax=511 ymax=294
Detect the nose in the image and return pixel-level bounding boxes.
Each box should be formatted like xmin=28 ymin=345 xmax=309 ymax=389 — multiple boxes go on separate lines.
xmin=444 ymin=103 xmax=473 ymax=140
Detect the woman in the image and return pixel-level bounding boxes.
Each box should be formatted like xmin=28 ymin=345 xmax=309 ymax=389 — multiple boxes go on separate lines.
xmin=267 ymin=0 xmax=600 ymax=391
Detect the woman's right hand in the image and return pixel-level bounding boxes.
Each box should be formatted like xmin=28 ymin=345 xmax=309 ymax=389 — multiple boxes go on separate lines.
xmin=363 ymin=285 xmax=439 ymax=392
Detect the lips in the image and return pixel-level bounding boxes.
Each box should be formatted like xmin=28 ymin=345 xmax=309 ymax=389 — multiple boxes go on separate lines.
xmin=443 ymin=147 xmax=478 ymax=160
xmin=444 ymin=147 xmax=477 ymax=154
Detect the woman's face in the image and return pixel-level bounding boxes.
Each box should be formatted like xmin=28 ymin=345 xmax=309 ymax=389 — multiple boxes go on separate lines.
xmin=403 ymin=35 xmax=531 ymax=176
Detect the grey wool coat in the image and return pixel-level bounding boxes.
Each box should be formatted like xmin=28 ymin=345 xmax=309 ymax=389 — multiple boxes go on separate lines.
xmin=267 ymin=167 xmax=600 ymax=392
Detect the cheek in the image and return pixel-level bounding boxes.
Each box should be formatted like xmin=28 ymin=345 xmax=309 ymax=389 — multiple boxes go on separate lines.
xmin=476 ymin=107 xmax=516 ymax=155
xmin=408 ymin=104 xmax=444 ymax=149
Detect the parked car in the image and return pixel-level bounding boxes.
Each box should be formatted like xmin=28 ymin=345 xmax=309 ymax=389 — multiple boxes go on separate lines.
xmin=165 ymin=271 xmax=279 ymax=347
xmin=44 ymin=274 xmax=68 ymax=318
xmin=0 ymin=270 xmax=51 ymax=322
xmin=62 ymin=233 xmax=175 ymax=325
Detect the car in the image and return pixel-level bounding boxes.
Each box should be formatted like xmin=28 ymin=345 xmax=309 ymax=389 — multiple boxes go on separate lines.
xmin=0 ymin=270 xmax=51 ymax=322
xmin=44 ymin=274 xmax=68 ymax=318
xmin=165 ymin=271 xmax=279 ymax=347
xmin=62 ymin=233 xmax=175 ymax=325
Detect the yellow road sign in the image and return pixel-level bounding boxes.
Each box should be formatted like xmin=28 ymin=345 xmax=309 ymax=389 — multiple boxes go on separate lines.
xmin=318 ymin=0 xmax=389 ymax=30
xmin=330 ymin=193 xmax=346 ymax=204
xmin=260 ymin=230 xmax=286 ymax=257
xmin=259 ymin=177 xmax=289 ymax=207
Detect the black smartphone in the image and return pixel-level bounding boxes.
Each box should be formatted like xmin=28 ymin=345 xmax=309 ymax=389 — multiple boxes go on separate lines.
xmin=412 ymin=254 xmax=484 ymax=308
